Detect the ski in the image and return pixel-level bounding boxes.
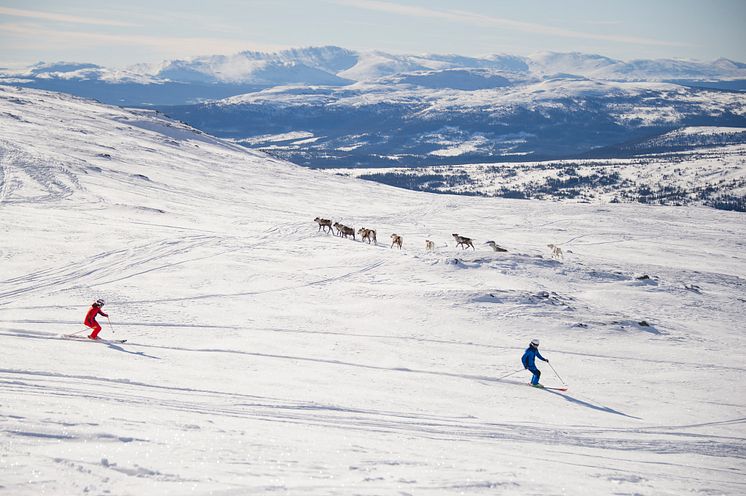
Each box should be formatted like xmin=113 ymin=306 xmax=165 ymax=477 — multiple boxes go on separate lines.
xmin=530 ymin=384 xmax=568 ymax=391
xmin=63 ymin=334 xmax=127 ymax=344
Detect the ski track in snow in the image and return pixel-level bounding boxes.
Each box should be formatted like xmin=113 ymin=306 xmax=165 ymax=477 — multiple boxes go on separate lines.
xmin=2 ymin=366 xmax=744 ymax=459
xmin=0 ymin=235 xmax=222 ymax=304
xmin=0 ymin=142 xmax=81 ymax=204
xmin=1 ymin=85 xmax=745 ymax=495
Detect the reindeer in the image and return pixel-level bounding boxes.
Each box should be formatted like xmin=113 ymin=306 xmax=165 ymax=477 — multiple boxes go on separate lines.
xmin=452 ymin=233 xmax=475 ymax=250
xmin=425 ymin=240 xmax=435 ymax=252
xmin=332 ymin=222 xmax=345 ymax=237
xmin=390 ymin=234 xmax=403 ymax=249
xmin=485 ymin=240 xmax=508 ymax=252
xmin=547 ymin=244 xmax=564 ymax=260
xmin=314 ymin=217 xmax=333 ymax=233
xmin=357 ymin=227 xmax=377 ymax=245
xmin=335 ymin=223 xmax=355 ymax=239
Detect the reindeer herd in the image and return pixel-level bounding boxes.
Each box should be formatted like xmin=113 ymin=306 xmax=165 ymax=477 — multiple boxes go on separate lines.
xmin=314 ymin=217 xmax=566 ymax=259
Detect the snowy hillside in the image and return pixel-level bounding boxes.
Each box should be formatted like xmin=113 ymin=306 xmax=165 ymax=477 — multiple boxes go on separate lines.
xmin=1 ymin=85 xmax=745 ymax=495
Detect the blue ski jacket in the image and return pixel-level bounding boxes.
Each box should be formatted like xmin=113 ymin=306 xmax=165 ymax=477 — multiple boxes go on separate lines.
xmin=522 ymin=346 xmax=547 ymax=369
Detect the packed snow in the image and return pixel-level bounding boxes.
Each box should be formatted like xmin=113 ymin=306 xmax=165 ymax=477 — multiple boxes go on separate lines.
xmin=1 ymin=85 xmax=745 ymax=495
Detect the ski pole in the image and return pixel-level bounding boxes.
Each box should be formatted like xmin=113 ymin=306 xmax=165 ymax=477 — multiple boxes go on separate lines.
xmin=70 ymin=328 xmax=89 ymax=336
xmin=548 ymin=362 xmax=566 ymax=385
xmin=107 ymin=316 xmax=115 ymax=334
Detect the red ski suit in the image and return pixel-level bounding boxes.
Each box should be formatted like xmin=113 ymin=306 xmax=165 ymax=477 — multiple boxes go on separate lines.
xmin=84 ymin=304 xmax=108 ymax=339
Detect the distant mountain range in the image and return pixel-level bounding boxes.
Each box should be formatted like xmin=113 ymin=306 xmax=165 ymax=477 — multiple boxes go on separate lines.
xmin=2 ymin=46 xmax=744 ymax=169
xmin=3 ymin=46 xmax=746 ymax=105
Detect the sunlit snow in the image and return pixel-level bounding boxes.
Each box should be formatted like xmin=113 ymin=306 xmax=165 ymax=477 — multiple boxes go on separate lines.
xmin=1 ymin=85 xmax=744 ymax=495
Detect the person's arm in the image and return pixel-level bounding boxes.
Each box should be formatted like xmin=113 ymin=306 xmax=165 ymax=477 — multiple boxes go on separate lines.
xmin=537 ymin=350 xmax=548 ymax=362
xmin=99 ymin=308 xmax=109 ymax=318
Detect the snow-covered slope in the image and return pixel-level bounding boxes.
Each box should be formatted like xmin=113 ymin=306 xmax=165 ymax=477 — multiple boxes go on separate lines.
xmin=630 ymin=125 xmax=746 ymax=150
xmin=147 ymin=51 xmax=353 ymax=86
xmin=216 ymin=78 xmax=740 ymax=115
xmin=527 ymin=51 xmax=620 ymax=77
xmin=526 ymin=52 xmax=746 ymax=81
xmin=2 ymin=85 xmax=745 ymax=495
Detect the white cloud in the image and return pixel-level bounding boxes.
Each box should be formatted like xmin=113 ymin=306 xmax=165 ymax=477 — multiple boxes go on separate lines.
xmin=331 ymin=0 xmax=688 ymax=47
xmin=0 ymin=23 xmax=289 ymax=60
xmin=0 ymin=6 xmax=138 ymax=27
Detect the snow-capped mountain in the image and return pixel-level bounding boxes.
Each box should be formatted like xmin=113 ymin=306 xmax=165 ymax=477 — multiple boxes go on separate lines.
xmin=141 ymin=46 xmax=356 ymax=85
xmin=2 ymin=84 xmax=745 ymax=495
xmin=527 ymin=51 xmax=620 ymax=77
xmin=26 ymin=61 xmax=102 ymax=76
xmin=3 ymin=46 xmax=745 ymax=106
xmin=13 ymin=61 xmax=159 ymax=84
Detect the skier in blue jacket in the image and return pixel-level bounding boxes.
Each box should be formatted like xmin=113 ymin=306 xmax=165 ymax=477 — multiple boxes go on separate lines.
xmin=522 ymin=339 xmax=549 ymax=387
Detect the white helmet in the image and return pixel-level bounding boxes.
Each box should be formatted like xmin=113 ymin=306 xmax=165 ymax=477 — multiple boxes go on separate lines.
xmin=530 ymin=338 xmax=540 ymax=347
xmin=96 ymin=298 xmax=105 ymax=306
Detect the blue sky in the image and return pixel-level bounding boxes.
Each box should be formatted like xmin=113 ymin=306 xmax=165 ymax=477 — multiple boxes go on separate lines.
xmin=1 ymin=0 xmax=744 ymax=67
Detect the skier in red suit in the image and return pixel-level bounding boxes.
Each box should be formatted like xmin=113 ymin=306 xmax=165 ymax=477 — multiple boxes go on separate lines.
xmin=85 ymin=299 xmax=108 ymax=340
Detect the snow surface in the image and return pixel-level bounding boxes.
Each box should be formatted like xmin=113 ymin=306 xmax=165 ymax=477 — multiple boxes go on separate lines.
xmin=1 ymin=85 xmax=745 ymax=495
